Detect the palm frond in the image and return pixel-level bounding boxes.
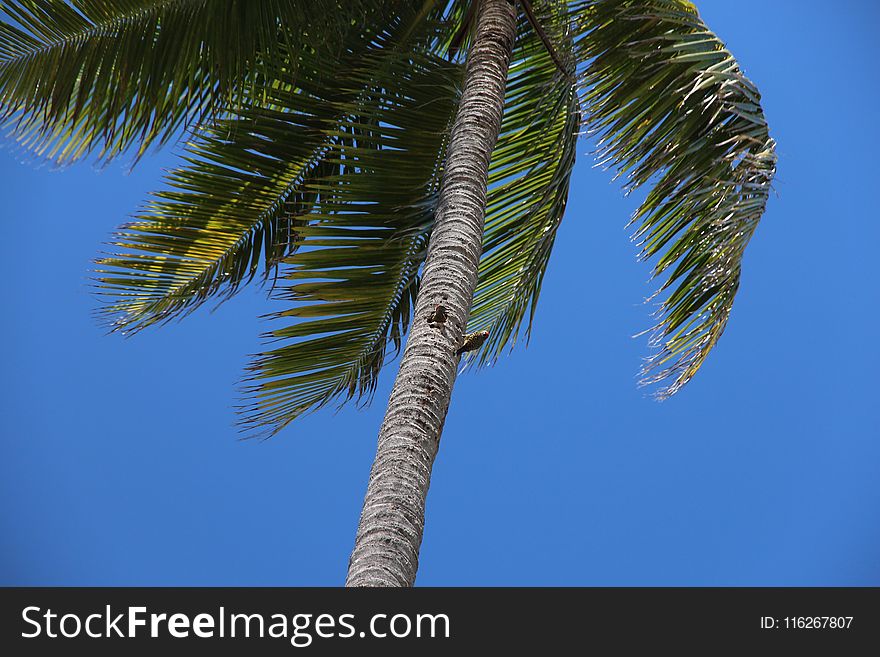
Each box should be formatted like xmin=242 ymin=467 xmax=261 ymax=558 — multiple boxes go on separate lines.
xmin=91 ymin=3 xmax=467 ymax=436
xmin=575 ymin=0 xmax=777 ymax=397
xmin=465 ymin=4 xmax=580 ymax=365
xmin=93 ymin=4 xmax=429 ymax=333
xmin=240 ymin=53 xmax=461 ymax=436
xmin=0 ymin=0 xmax=388 ymax=164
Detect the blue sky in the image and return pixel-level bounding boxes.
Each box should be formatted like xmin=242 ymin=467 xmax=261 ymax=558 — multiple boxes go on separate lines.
xmin=1 ymin=1 xmax=878 ymax=586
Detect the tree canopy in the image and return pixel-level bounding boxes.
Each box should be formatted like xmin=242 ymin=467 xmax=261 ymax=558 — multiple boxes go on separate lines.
xmin=0 ymin=0 xmax=776 ymax=435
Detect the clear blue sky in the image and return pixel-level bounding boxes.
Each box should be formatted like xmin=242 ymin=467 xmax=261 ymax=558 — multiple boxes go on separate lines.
xmin=1 ymin=1 xmax=878 ymax=586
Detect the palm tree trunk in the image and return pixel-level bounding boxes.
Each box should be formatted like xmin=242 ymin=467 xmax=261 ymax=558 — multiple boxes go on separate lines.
xmin=345 ymin=0 xmax=517 ymax=587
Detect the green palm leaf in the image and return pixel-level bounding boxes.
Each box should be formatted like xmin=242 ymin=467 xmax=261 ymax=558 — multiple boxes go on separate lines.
xmin=74 ymin=0 xmax=775 ymax=440
xmin=0 ymin=0 xmax=389 ymax=164
xmin=466 ymin=7 xmax=580 ymax=365
xmin=575 ymin=0 xmax=777 ymax=397
xmin=92 ymin=4 xmax=436 ymax=333
xmin=90 ymin=3 xmax=461 ymax=435
xmin=240 ymin=53 xmax=461 ymax=436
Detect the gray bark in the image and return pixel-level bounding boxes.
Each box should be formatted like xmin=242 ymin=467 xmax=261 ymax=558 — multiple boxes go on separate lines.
xmin=345 ymin=0 xmax=517 ymax=587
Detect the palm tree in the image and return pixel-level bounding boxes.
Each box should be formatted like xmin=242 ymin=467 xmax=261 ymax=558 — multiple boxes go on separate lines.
xmin=0 ymin=0 xmax=775 ymax=586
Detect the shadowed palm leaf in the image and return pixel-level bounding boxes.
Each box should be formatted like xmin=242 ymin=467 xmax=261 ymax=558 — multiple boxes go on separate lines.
xmin=92 ymin=5 xmax=461 ymax=435
xmin=239 ymin=53 xmax=461 ymax=435
xmin=466 ymin=6 xmax=580 ymax=365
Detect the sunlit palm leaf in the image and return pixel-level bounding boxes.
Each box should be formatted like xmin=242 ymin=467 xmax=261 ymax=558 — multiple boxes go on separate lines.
xmin=87 ymin=2 xmax=461 ymax=435
xmin=0 ymin=0 xmax=389 ymax=164
xmin=575 ymin=0 xmax=777 ymax=396
xmin=466 ymin=6 xmax=580 ymax=365
xmin=93 ymin=5 xmax=433 ymax=333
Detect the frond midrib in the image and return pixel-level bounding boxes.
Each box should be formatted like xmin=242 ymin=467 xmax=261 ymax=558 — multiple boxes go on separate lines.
xmin=0 ymin=0 xmax=199 ymax=67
